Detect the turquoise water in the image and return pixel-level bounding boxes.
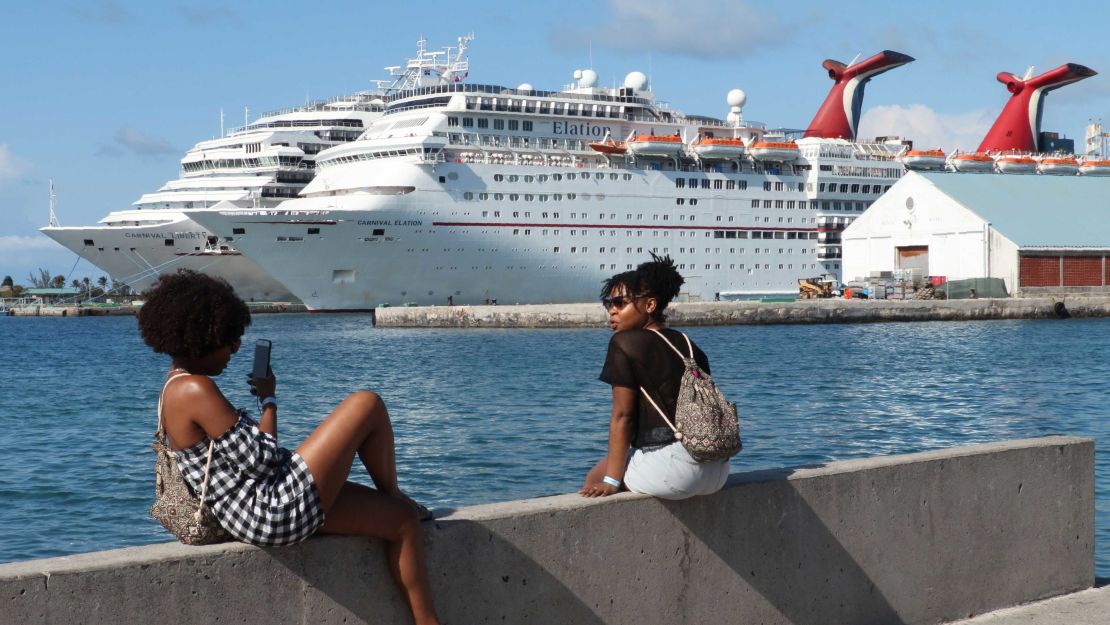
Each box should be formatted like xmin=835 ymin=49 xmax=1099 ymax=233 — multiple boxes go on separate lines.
xmin=0 ymin=315 xmax=1106 ymax=575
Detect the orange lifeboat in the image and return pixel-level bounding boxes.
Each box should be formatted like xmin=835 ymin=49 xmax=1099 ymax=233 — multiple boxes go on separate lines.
xmin=948 ymin=152 xmax=994 ymax=172
xmin=625 ymin=133 xmax=684 ymax=157
xmin=588 ymin=136 xmax=627 ymax=155
xmin=993 ymin=153 xmax=1036 ymax=174
xmin=692 ymin=137 xmax=746 ymax=160
xmin=1037 ymin=155 xmax=1079 ymax=176
xmin=900 ymin=149 xmax=946 ymax=171
xmin=1078 ymin=158 xmax=1110 ymax=176
xmin=748 ymin=140 xmax=799 ymax=162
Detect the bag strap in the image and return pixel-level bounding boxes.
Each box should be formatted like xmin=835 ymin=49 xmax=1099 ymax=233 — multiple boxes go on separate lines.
xmin=157 ymin=371 xmax=217 ymax=514
xmin=639 ymin=386 xmax=678 ymax=435
xmin=646 ymin=328 xmax=695 ymax=360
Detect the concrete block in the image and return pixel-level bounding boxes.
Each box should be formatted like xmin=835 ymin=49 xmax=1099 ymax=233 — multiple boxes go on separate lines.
xmin=0 ymin=437 xmax=1093 ymax=625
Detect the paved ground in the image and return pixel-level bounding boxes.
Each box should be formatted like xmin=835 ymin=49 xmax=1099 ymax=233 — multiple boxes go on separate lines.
xmin=945 ymin=584 xmax=1110 ymax=624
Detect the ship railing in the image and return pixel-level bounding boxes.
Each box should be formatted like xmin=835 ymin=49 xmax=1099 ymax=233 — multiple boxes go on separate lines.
xmin=225 ymin=118 xmax=367 ymax=136
xmin=382 ymin=82 xmax=656 ymax=107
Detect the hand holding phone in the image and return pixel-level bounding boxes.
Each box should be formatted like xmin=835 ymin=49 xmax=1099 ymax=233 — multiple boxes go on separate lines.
xmin=248 ymin=339 xmax=276 ymax=398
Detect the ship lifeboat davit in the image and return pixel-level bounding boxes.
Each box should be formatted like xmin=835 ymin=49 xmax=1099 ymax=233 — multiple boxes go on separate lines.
xmin=900 ymin=149 xmax=946 ymax=171
xmin=948 ymin=152 xmax=994 ymax=172
xmin=748 ymin=140 xmax=799 ymax=162
xmin=626 ymin=134 xmax=684 ymax=157
xmin=692 ymin=137 xmax=746 ymax=160
xmin=1038 ymin=155 xmax=1079 ymax=176
xmin=994 ymin=154 xmax=1037 ymax=174
xmin=588 ymin=137 xmax=627 ymax=155
xmin=1078 ymin=158 xmax=1110 ymax=176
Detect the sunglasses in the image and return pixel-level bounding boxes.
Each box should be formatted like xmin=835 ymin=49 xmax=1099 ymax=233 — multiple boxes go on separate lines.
xmin=602 ymin=295 xmax=641 ymax=310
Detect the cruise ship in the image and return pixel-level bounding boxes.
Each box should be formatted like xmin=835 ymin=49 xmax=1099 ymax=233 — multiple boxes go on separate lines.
xmin=185 ymin=50 xmax=915 ymax=310
xmin=39 ymin=37 xmax=473 ymax=301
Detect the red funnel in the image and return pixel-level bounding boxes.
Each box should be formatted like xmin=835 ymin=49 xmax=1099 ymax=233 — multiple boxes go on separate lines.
xmin=804 ymin=50 xmax=915 ymax=140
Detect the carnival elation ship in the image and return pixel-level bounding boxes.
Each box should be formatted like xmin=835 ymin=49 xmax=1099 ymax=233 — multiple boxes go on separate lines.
xmin=185 ymin=50 xmax=914 ymax=310
xmin=901 ymin=63 xmax=1100 ymax=176
xmin=39 ymin=36 xmax=473 ymax=301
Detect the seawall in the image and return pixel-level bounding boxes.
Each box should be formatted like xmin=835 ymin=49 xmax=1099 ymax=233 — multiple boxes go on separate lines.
xmin=373 ymin=296 xmax=1110 ymax=328
xmin=0 ymin=436 xmax=1094 ymax=625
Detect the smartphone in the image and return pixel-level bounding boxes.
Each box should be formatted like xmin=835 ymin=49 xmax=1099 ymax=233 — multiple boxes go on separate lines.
xmin=251 ymin=339 xmax=271 ymax=380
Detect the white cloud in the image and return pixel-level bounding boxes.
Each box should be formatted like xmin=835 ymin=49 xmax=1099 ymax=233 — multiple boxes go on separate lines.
xmin=858 ymin=104 xmax=995 ymax=153
xmin=553 ymin=0 xmax=782 ymax=59
xmin=0 ymin=235 xmax=60 ymax=253
xmin=96 ymin=127 xmax=177 ymax=158
xmin=0 ymin=144 xmax=31 ymax=184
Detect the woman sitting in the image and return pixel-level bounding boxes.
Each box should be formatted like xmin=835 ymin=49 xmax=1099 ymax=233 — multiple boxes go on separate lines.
xmin=580 ymin=255 xmax=731 ymax=499
xmin=138 ymin=270 xmax=439 ymax=625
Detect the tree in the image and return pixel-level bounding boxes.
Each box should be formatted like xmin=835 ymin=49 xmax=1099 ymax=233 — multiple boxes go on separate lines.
xmin=51 ymin=275 xmax=66 ymax=289
xmin=71 ymin=279 xmax=81 ymax=289
xmin=97 ymin=276 xmax=108 ymax=290
xmin=1 ymin=276 xmax=12 ymax=289
xmin=28 ymin=269 xmax=52 ymax=289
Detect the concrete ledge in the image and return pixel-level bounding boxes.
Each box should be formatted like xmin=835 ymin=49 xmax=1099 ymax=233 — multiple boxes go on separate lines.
xmin=0 ymin=436 xmax=1094 ymax=625
xmin=373 ymin=297 xmax=1110 ymax=327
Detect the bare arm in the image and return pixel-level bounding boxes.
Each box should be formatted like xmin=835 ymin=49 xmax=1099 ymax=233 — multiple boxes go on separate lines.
xmin=162 ymin=375 xmax=241 ymax=450
xmin=580 ymin=385 xmax=636 ymax=497
xmin=249 ymin=368 xmax=278 ymax=439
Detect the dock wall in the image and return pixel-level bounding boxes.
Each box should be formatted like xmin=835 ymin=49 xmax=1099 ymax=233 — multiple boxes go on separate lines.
xmin=0 ymin=436 xmax=1094 ymax=625
xmin=373 ymin=297 xmax=1110 ymax=328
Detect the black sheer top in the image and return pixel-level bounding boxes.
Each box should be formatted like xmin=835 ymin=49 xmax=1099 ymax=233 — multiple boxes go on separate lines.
xmin=598 ymin=328 xmax=710 ymax=449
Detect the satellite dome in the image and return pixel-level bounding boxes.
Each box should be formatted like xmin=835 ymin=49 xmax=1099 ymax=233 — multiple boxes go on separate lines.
xmin=727 ymin=89 xmax=747 ymax=108
xmin=517 ymin=83 xmax=534 ymax=92
xmin=573 ymin=69 xmax=583 ymax=80
xmin=579 ymin=69 xmax=598 ymax=88
xmin=624 ymin=71 xmax=648 ymax=91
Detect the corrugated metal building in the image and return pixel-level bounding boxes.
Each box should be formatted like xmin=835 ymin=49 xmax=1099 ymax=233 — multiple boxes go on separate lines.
xmin=842 ymin=171 xmax=1110 ymax=295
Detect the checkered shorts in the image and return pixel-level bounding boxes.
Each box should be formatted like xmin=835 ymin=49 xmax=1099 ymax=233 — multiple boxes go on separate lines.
xmin=176 ymin=412 xmax=325 ymax=546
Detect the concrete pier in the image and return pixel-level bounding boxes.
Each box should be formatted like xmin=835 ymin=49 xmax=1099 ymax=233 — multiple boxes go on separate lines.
xmin=374 ymin=296 xmax=1110 ymax=328
xmin=0 ymin=436 xmax=1093 ymax=625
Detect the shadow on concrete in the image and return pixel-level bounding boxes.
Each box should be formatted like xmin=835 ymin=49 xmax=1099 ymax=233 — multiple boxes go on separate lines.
xmin=665 ymin=467 xmax=908 ymax=625
xmin=266 ymin=520 xmax=608 ymax=625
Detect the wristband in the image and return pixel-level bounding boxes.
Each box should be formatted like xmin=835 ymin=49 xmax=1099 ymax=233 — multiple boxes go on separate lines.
xmin=261 ymin=396 xmax=277 ymax=409
xmin=602 ymin=475 xmax=621 ymax=488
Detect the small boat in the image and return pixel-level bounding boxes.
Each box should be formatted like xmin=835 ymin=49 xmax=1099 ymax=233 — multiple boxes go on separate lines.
xmin=692 ymin=137 xmax=746 ymax=160
xmin=625 ymin=134 xmax=684 ymax=157
xmin=588 ymin=136 xmax=627 ymax=155
xmin=994 ymin=153 xmax=1036 ymax=174
xmin=1037 ymin=156 xmax=1079 ymax=176
xmin=1078 ymin=158 xmax=1110 ymax=176
xmin=900 ymin=149 xmax=946 ymax=170
xmin=948 ymin=152 xmax=994 ymax=172
xmin=748 ymin=140 xmax=799 ymax=162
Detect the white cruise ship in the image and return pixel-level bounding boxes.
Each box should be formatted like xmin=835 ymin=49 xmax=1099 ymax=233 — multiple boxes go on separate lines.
xmin=39 ymin=36 xmax=473 ymax=301
xmin=185 ymin=50 xmax=914 ymax=310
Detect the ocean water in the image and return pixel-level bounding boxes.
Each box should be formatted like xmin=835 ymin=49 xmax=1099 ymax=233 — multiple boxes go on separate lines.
xmin=0 ymin=314 xmax=1106 ymax=576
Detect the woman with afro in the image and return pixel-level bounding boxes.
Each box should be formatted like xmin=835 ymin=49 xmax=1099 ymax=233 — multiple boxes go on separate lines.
xmin=139 ymin=270 xmax=439 ymax=625
xmin=580 ymin=254 xmax=731 ymax=499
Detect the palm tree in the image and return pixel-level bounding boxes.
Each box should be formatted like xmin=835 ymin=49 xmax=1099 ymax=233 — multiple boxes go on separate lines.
xmin=50 ymin=275 xmax=66 ymax=289
xmin=97 ymin=276 xmax=108 ymax=290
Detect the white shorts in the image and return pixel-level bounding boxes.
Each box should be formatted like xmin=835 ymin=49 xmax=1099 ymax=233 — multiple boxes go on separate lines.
xmin=624 ymin=441 xmax=730 ymax=500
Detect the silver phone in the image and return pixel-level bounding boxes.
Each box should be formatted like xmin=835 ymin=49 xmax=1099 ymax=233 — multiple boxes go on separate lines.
xmin=251 ymin=339 xmax=271 ymax=380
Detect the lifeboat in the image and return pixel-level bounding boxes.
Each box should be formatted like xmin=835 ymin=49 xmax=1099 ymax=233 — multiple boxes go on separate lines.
xmin=993 ymin=153 xmax=1036 ymax=174
xmin=948 ymin=152 xmax=994 ymax=172
xmin=1038 ymin=155 xmax=1079 ymax=176
xmin=692 ymin=137 xmax=746 ymax=160
xmin=588 ymin=137 xmax=626 ymax=155
xmin=625 ymin=134 xmax=684 ymax=157
xmin=1078 ymin=158 xmax=1110 ymax=176
xmin=900 ymin=149 xmax=946 ymax=171
xmin=748 ymin=140 xmax=799 ymax=162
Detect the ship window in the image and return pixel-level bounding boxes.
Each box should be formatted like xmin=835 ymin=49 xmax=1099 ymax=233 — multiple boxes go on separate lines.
xmin=508 ymin=120 xmax=519 ymax=131
xmin=307 ymin=228 xmax=319 ymax=235
xmin=839 ymin=184 xmax=849 ymax=193
xmin=523 ymin=121 xmax=533 ymax=131
xmin=493 ymin=119 xmax=505 ymax=130
xmin=690 ymin=199 xmax=698 ymax=206
xmin=448 ymin=117 xmax=458 ymax=127
xmin=477 ymin=118 xmax=488 ymax=128
xmin=462 ymin=118 xmax=474 ymax=127
xmin=676 ymin=198 xmax=685 ymax=205
xmin=164 ymin=239 xmax=174 ymax=246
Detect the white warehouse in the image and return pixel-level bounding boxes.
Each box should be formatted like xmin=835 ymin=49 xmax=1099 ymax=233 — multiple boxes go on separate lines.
xmin=842 ymin=171 xmax=1110 ymax=295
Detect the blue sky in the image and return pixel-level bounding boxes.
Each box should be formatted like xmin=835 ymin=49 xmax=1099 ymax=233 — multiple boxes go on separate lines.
xmin=3 ymin=0 xmax=1109 ymax=284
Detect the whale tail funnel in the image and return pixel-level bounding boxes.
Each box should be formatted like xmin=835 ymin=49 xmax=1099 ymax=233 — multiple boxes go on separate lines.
xmin=804 ymin=50 xmax=914 ymax=140
xmin=977 ymin=63 xmax=1097 ymax=153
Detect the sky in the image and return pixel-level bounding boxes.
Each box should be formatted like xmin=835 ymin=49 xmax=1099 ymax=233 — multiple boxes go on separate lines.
xmin=3 ymin=0 xmax=1110 ymax=285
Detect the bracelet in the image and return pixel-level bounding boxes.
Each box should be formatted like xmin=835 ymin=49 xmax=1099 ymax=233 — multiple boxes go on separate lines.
xmin=261 ymin=396 xmax=277 ymax=409
xmin=602 ymin=475 xmax=621 ymax=488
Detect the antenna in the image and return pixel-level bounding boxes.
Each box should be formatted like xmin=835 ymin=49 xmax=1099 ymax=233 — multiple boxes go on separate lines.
xmin=589 ymin=40 xmax=593 ymax=70
xmin=48 ymin=179 xmax=59 ymax=227
xmin=847 ymin=52 xmax=861 ymax=67
xmin=1023 ymin=66 xmax=1035 ymax=80
xmin=220 ymin=108 xmax=225 ymax=137
xmin=244 ymin=106 xmax=249 ymax=128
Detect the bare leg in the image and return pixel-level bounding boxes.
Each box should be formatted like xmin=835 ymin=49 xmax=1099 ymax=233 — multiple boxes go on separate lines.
xmin=320 ymin=482 xmax=439 ymax=625
xmin=296 ymin=392 xmax=437 ymax=624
